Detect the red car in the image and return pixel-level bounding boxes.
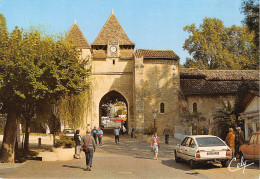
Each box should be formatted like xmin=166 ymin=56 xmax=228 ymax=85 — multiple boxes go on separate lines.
xmin=239 ymin=131 xmax=260 ymax=161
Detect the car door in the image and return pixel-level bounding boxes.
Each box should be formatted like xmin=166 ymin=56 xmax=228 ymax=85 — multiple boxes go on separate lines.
xmin=187 ymin=138 xmax=196 ymax=159
xmin=244 ymin=134 xmax=256 ymax=159
xmin=178 ymin=137 xmax=188 ymax=159
xmin=254 ymin=133 xmax=260 ymax=160
xmin=182 ymin=137 xmax=192 ymax=160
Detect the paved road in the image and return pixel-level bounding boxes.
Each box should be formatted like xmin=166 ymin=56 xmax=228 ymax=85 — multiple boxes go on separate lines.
xmin=0 ymin=135 xmax=259 ymax=178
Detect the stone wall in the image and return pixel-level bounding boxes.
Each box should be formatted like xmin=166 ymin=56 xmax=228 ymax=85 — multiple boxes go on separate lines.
xmin=142 ymin=59 xmax=180 ymax=135
xmin=88 ymin=54 xmax=134 ymax=130
xmin=179 ymin=94 xmax=236 ymax=135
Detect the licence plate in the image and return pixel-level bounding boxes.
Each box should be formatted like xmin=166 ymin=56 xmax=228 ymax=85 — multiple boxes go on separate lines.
xmin=207 ymin=152 xmax=219 ymax=155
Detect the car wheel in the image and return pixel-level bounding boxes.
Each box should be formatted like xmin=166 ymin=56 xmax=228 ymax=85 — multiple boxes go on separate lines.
xmin=189 ymin=160 xmax=196 ymax=169
xmin=175 ymin=151 xmax=180 ymax=163
xmin=221 ymin=160 xmax=230 ymax=167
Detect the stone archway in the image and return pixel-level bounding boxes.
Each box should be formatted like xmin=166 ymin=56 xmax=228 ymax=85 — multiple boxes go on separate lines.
xmin=99 ymin=90 xmax=128 ymax=131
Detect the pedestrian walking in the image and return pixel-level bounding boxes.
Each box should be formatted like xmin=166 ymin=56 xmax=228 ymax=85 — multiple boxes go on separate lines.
xmin=114 ymin=126 xmax=120 ymax=144
xmin=74 ymin=130 xmax=82 ymax=159
xmin=130 ymin=126 xmax=134 ymax=138
xmin=163 ymin=125 xmax=170 ymax=144
xmin=86 ymin=124 xmax=91 ymax=131
xmin=81 ymin=129 xmax=96 ymax=171
xmin=235 ymin=127 xmax=244 ymax=158
xmin=151 ymin=132 xmax=160 ymax=160
xmin=97 ymin=127 xmax=103 ymax=146
xmin=91 ymin=126 xmax=98 ymax=144
xmin=202 ymin=126 xmax=209 ymax=135
xmin=225 ymin=128 xmax=235 ymax=158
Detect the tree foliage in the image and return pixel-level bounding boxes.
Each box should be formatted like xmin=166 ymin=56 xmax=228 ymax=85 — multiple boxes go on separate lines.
xmin=0 ymin=13 xmax=89 ymax=163
xmin=241 ymin=0 xmax=259 ymax=50
xmin=213 ymin=101 xmax=243 ymax=140
xmin=183 ymin=17 xmax=257 ymax=69
xmin=57 ymin=92 xmax=88 ymax=129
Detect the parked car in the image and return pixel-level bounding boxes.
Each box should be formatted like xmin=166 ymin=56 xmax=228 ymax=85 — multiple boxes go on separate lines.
xmin=62 ymin=128 xmax=75 ymax=139
xmin=174 ymin=135 xmax=232 ymax=169
xmin=239 ymin=131 xmax=260 ymax=161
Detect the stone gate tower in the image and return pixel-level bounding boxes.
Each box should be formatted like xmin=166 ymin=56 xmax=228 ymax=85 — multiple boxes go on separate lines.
xmin=66 ymin=12 xmax=180 ymax=136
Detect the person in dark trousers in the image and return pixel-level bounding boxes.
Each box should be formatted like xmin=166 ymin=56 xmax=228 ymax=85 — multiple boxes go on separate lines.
xmin=114 ymin=126 xmax=120 ymax=144
xmin=163 ymin=125 xmax=170 ymax=144
xmin=81 ymin=129 xmax=96 ymax=171
xmin=130 ymin=126 xmax=134 ymax=138
xmin=235 ymin=127 xmax=245 ymax=158
xmin=202 ymin=126 xmax=209 ymax=135
xmin=91 ymin=126 xmax=98 ymax=144
xmin=74 ymin=130 xmax=81 ymax=159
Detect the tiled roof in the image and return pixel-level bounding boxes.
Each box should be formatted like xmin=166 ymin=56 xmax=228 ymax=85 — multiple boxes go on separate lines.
xmin=65 ymin=22 xmax=90 ymax=49
xmin=180 ymin=68 xmax=260 ymax=95
xmin=135 ymin=49 xmax=179 ymax=60
xmin=180 ymin=68 xmax=260 ymax=81
xmin=120 ymin=49 xmax=134 ymax=59
xmin=180 ymin=79 xmax=243 ymax=95
xmin=92 ymin=12 xmax=134 ymax=46
xmin=92 ymin=50 xmax=106 ymax=59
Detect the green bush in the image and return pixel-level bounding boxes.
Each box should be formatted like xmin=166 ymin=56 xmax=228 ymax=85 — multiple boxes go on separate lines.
xmin=55 ymin=138 xmax=75 ymax=148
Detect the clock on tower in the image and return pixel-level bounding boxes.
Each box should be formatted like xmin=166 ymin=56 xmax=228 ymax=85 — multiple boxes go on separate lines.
xmin=107 ymin=41 xmax=119 ymax=57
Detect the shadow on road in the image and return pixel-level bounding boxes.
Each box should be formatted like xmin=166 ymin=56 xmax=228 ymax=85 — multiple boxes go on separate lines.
xmin=62 ymin=165 xmax=86 ymax=171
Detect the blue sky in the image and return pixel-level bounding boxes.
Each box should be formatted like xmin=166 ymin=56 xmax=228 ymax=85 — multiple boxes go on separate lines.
xmin=0 ymin=0 xmax=245 ymax=64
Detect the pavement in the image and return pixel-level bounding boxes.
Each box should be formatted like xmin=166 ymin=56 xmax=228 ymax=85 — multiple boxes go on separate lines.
xmin=0 ymin=134 xmax=259 ymax=179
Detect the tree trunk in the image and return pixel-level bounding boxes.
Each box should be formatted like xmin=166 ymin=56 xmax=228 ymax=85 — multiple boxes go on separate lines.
xmin=0 ymin=106 xmax=18 ymax=163
xmin=24 ymin=117 xmax=31 ymax=150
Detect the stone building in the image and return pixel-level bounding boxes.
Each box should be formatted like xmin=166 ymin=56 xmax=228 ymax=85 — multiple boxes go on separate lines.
xmin=235 ymin=81 xmax=259 ymax=140
xmin=65 ymin=12 xmax=180 ymax=136
xmin=64 ymin=12 xmax=259 ymax=138
xmin=179 ymin=68 xmax=259 ymax=138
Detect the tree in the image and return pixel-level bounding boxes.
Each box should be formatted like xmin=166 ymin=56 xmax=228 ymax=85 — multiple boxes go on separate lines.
xmin=57 ymin=92 xmax=89 ymax=129
xmin=213 ymin=101 xmax=243 ymax=140
xmin=181 ymin=110 xmax=206 ymax=135
xmin=241 ymin=0 xmax=259 ymax=50
xmin=183 ymin=17 xmax=256 ymax=69
xmin=0 ymin=14 xmax=88 ymax=163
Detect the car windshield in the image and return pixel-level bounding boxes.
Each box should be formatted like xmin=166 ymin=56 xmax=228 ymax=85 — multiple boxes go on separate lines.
xmin=195 ymin=137 xmax=226 ymax=147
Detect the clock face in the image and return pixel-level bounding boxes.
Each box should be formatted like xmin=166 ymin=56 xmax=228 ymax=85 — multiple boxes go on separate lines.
xmin=110 ymin=46 xmax=117 ymax=53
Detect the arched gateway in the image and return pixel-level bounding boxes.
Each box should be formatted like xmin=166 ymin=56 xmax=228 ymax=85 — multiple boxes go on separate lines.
xmin=65 ymin=11 xmax=180 ymax=136
xmin=99 ymin=91 xmax=128 ymax=130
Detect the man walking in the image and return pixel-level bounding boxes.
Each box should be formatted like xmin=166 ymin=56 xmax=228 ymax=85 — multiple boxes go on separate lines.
xmin=130 ymin=126 xmax=134 ymax=138
xmin=225 ymin=128 xmax=235 ymax=158
xmin=163 ymin=125 xmax=171 ymax=144
xmin=82 ymin=129 xmax=96 ymax=171
xmin=235 ymin=127 xmax=244 ymax=158
xmin=114 ymin=126 xmax=120 ymax=144
xmin=91 ymin=126 xmax=98 ymax=144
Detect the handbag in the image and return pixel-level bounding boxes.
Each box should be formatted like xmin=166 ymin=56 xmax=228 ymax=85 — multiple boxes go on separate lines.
xmin=81 ymin=135 xmax=91 ymax=152
xmin=98 ymin=133 xmax=102 ymax=139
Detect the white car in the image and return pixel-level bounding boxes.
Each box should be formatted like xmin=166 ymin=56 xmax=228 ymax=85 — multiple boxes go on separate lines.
xmin=174 ymin=135 xmax=232 ymax=169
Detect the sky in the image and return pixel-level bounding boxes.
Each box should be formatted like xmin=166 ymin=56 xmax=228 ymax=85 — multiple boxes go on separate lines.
xmin=0 ymin=0 xmax=245 ymax=64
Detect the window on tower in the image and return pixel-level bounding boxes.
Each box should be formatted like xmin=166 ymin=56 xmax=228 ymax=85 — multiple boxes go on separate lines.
xmin=160 ymin=103 xmax=165 ymax=113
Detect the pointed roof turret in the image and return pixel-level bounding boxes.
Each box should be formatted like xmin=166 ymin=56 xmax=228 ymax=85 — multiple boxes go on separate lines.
xmin=65 ymin=22 xmax=90 ymax=49
xmin=92 ymin=12 xmax=135 ymax=46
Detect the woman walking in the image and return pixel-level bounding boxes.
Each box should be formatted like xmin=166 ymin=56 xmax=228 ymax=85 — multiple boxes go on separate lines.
xmin=74 ymin=130 xmax=81 ymax=159
xmin=97 ymin=127 xmax=103 ymax=146
xmin=151 ymin=132 xmax=160 ymax=160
